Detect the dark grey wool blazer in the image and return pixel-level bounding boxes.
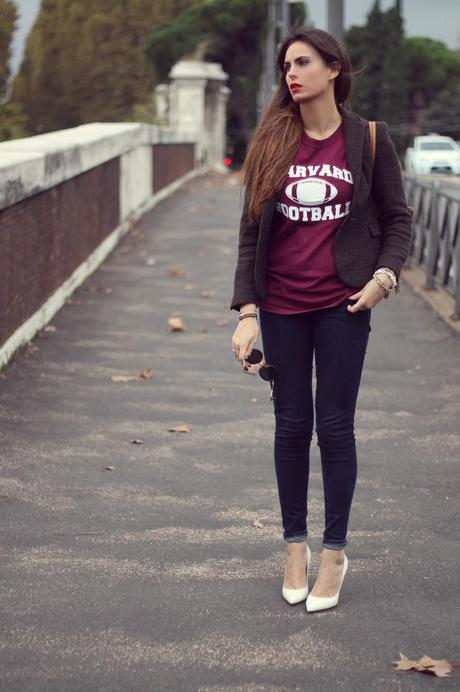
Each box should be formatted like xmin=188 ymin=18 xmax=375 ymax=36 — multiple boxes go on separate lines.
xmin=230 ymin=103 xmax=413 ymax=312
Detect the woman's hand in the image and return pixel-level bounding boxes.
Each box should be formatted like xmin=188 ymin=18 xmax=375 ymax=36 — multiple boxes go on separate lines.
xmin=347 ymin=276 xmax=392 ymax=312
xmin=231 ymin=318 xmax=259 ymax=368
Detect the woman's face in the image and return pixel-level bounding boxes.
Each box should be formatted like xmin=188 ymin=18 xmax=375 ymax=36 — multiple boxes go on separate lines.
xmin=283 ymin=41 xmax=339 ymax=101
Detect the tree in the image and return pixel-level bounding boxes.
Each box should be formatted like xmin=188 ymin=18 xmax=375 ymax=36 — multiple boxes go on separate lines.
xmin=378 ymin=0 xmax=408 ymax=151
xmin=0 ymin=0 xmax=16 ymax=96
xmin=345 ymin=0 xmax=408 ymax=152
xmin=144 ymin=0 xmax=307 ymax=165
xmin=0 ymin=0 xmax=26 ymax=140
xmin=11 ymin=0 xmax=202 ymax=134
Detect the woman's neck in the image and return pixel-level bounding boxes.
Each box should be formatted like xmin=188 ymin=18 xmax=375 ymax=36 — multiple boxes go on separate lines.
xmin=299 ymin=99 xmax=342 ymax=140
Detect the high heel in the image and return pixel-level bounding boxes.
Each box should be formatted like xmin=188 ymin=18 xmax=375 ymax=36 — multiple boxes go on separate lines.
xmin=306 ymin=553 xmax=348 ymax=612
xmin=282 ymin=544 xmax=311 ymax=605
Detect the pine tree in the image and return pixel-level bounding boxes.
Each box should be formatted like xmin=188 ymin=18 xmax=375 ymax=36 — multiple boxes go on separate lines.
xmin=378 ymin=0 xmax=408 ymax=150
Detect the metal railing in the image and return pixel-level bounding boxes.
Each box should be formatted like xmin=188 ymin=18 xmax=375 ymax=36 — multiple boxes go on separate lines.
xmin=403 ymin=174 xmax=460 ymax=320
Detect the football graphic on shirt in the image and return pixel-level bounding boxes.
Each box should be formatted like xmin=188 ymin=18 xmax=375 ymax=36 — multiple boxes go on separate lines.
xmin=286 ymin=177 xmax=338 ymax=206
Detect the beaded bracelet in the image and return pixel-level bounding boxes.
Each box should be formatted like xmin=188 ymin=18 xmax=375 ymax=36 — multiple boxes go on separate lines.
xmin=375 ymin=267 xmax=397 ymax=288
xmin=372 ymin=272 xmax=392 ymax=298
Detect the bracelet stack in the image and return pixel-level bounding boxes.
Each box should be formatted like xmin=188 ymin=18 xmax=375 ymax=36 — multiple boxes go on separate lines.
xmin=373 ymin=267 xmax=397 ymax=299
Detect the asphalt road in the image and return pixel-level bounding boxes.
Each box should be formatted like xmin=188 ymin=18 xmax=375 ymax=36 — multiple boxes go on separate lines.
xmin=0 ymin=172 xmax=459 ymax=691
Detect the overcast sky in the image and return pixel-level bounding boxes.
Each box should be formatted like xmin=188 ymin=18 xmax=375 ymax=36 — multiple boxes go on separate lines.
xmin=10 ymin=0 xmax=460 ymax=77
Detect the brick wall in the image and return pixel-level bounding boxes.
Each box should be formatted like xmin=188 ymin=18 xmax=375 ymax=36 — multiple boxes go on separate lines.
xmin=153 ymin=143 xmax=195 ymax=193
xmin=0 ymin=159 xmax=119 ymax=345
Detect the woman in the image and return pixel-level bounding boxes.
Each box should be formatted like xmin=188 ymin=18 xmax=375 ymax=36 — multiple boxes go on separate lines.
xmin=230 ymin=27 xmax=412 ymax=613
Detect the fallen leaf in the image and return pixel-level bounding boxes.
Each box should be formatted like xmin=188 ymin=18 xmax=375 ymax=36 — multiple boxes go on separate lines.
xmin=110 ymin=374 xmax=139 ymax=383
xmin=252 ymin=519 xmax=264 ymax=528
xmin=103 ymin=465 xmax=115 ymax=471
xmin=393 ymin=652 xmax=456 ymax=678
xmin=166 ymin=266 xmax=186 ymax=278
xmin=167 ymin=425 xmax=191 ymax=433
xmin=110 ymin=369 xmax=154 ymax=383
xmin=168 ymin=317 xmax=187 ymax=332
xmin=131 ymin=439 xmax=143 ymax=445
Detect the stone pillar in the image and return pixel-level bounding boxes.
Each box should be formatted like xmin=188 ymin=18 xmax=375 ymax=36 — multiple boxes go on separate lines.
xmin=154 ymin=84 xmax=169 ymax=125
xmin=168 ymin=60 xmax=230 ymax=171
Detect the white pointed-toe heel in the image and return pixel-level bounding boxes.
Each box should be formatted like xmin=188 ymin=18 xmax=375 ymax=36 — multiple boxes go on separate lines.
xmin=306 ymin=553 xmax=348 ymax=613
xmin=282 ymin=544 xmax=311 ymax=605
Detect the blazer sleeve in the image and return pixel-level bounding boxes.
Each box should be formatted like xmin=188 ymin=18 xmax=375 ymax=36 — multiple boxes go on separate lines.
xmin=372 ymin=122 xmax=413 ymax=282
xmin=229 ymin=180 xmax=261 ymax=312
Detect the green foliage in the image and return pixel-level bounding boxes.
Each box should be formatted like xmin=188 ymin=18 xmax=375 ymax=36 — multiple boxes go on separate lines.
xmin=11 ymin=0 xmax=202 ymax=135
xmin=0 ymin=0 xmax=16 ymax=96
xmin=145 ymin=0 xmax=306 ymax=165
xmin=345 ymin=0 xmax=460 ymax=149
xmin=405 ymin=36 xmax=460 ymax=105
xmin=0 ymin=100 xmax=27 ymax=140
xmin=421 ymin=82 xmax=460 ymax=140
xmin=0 ymin=0 xmax=27 ymax=141
xmin=345 ymin=1 xmax=404 ymax=152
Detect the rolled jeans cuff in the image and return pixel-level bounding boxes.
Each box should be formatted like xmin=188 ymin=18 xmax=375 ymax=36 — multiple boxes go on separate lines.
xmin=285 ymin=533 xmax=307 ymax=543
xmin=322 ymin=540 xmax=347 ymax=550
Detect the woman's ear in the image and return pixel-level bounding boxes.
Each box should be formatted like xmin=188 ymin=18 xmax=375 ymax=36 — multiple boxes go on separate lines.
xmin=329 ymin=61 xmax=341 ymax=80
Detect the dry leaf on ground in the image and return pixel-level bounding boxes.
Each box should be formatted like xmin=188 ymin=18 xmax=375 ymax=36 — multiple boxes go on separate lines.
xmin=110 ymin=369 xmax=154 ymax=383
xmin=393 ymin=652 xmax=457 ymax=678
xmin=139 ymin=369 xmax=154 ymax=379
xmin=167 ymin=425 xmax=191 ymax=433
xmin=168 ymin=317 xmax=187 ymax=332
xmin=166 ymin=266 xmax=186 ymax=278
xmin=252 ymin=519 xmax=264 ymax=529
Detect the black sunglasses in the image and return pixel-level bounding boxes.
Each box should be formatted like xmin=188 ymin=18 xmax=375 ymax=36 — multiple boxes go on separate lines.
xmin=244 ymin=348 xmax=277 ymax=401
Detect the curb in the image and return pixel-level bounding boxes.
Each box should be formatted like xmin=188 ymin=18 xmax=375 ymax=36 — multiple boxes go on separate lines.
xmin=400 ymin=264 xmax=460 ymax=336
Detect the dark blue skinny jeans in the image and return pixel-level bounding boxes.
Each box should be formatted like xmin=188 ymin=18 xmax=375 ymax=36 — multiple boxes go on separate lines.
xmin=259 ymin=296 xmax=372 ymax=550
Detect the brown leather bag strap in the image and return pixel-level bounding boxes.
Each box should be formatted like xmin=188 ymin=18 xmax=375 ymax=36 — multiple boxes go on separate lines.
xmin=368 ymin=120 xmax=376 ymax=163
xmin=368 ymin=119 xmax=415 ymax=217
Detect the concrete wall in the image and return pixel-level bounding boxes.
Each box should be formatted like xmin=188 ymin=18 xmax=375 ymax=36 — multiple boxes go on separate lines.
xmin=0 ymin=122 xmax=201 ymax=369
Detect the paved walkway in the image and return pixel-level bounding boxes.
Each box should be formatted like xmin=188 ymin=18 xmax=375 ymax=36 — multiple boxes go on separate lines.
xmin=1 ymin=172 xmax=459 ymax=690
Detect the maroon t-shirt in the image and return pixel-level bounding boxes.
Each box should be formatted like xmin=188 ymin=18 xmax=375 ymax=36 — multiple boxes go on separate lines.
xmin=259 ymin=122 xmax=356 ymax=314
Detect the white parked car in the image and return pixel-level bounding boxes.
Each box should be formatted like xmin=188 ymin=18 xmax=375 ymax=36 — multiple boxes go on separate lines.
xmin=404 ymin=134 xmax=460 ymax=175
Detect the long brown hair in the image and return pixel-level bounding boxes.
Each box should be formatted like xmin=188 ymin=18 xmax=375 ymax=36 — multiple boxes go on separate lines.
xmin=240 ymin=28 xmax=353 ymax=224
